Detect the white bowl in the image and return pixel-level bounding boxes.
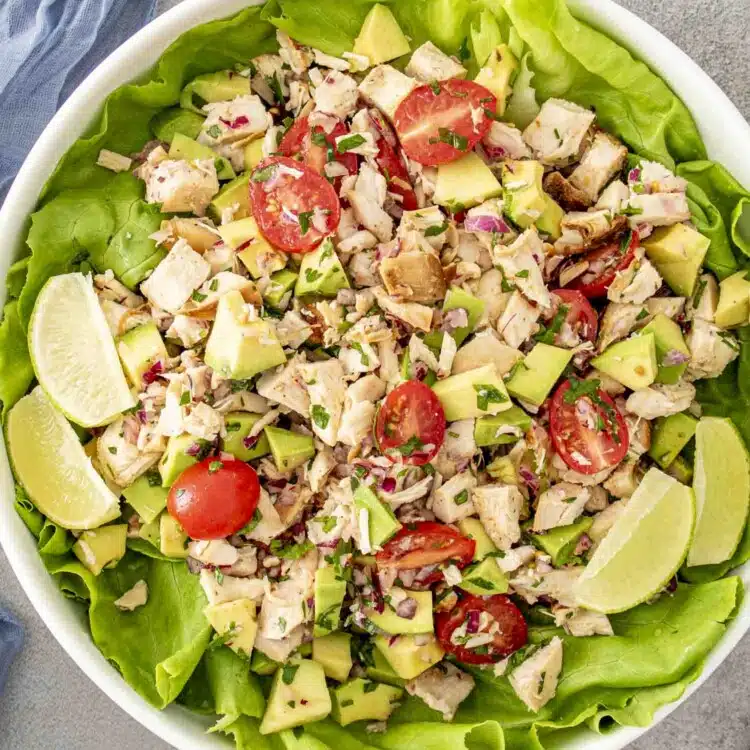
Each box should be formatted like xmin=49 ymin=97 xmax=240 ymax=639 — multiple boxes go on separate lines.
xmin=1 ymin=1 xmax=748 ymax=748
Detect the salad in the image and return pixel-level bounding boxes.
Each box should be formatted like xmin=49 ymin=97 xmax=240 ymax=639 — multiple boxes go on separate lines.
xmin=3 ymin=0 xmax=750 ymax=748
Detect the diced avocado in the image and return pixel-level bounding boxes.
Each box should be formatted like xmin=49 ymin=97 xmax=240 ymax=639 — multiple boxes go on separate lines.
xmin=204 ymin=290 xmax=286 ymax=379
xmin=159 ymin=433 xmax=200 ymax=487
xmin=244 ymin=139 xmax=265 ymax=172
xmin=222 ymin=412 xmax=271 ymax=461
xmin=648 ymin=412 xmax=698 ymax=469
xmin=314 ymin=567 xmax=346 ymax=637
xmin=204 ymin=598 xmax=258 ymax=658
xmin=458 ymin=517 xmax=497 ymax=561
xmin=474 ymin=44 xmax=518 ymax=115
xmin=506 ymin=343 xmax=572 ymax=407
xmin=265 ymin=426 xmax=315 ymax=472
xmin=536 ymin=193 xmax=564 ymax=240
xmin=486 ymin=455 xmax=519 ymax=484
xmin=591 ymin=333 xmax=658 ymax=391
xmin=367 ymin=590 xmax=434 ymax=635
xmin=425 ymin=287 xmax=486 ymax=350
xmin=432 ymin=363 xmax=511 ymax=421
xmin=529 ymin=517 xmax=593 ymax=567
xmin=150 ymin=107 xmax=206 ymax=144
xmin=365 ymin=644 xmax=406 ymax=687
xmin=259 ymin=660 xmax=332 ymax=735
xmin=264 ymin=269 xmax=299 ymax=310
xmin=474 ymin=405 xmax=531 ymax=447
xmin=138 ymin=514 xmax=161 ymax=548
xmin=666 ymin=454 xmax=694 ymax=485
xmin=116 ymin=322 xmax=168 ymax=389
xmin=352 ymin=4 xmax=410 ymax=65
xmin=331 ymin=679 xmax=403 ymax=727
xmin=502 ymin=160 xmax=546 ymax=229
xmin=433 ymin=152 xmax=503 ymax=210
xmin=639 ymin=314 xmax=690 ymax=385
xmin=715 ymin=271 xmax=750 ymax=328
xmin=312 ymin=632 xmax=353 ymax=682
xmin=169 ymin=132 xmax=235 ymax=180
xmin=159 ymin=513 xmax=189 ymax=559
xmin=295 ymin=239 xmax=350 ymax=298
xmin=353 ymin=484 xmax=402 ymax=548
xmin=643 ymin=223 xmax=710 ymax=297
xmin=180 ymin=70 xmax=252 ymax=114
xmin=208 ymin=173 xmax=251 ymax=222
xmin=458 ymin=557 xmax=508 ymax=595
xmin=73 ymin=524 xmax=127 ymax=576
xmin=373 ymin=634 xmax=444 ymax=680
xmin=221 ymin=218 xmax=288 ymax=278
xmin=251 ymin=650 xmax=280 ymax=676
xmin=122 ymin=471 xmax=168 ymax=524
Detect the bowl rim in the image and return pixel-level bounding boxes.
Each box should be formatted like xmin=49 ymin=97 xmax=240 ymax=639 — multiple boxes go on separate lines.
xmin=1 ymin=1 xmax=749 ymax=749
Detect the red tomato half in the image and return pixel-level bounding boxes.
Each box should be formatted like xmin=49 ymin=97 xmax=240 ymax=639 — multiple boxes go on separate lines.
xmin=549 ymin=379 xmax=630 ymax=475
xmin=550 ymin=289 xmax=598 ymax=345
xmin=375 ymin=137 xmax=419 ymax=211
xmin=566 ymin=231 xmax=638 ymax=298
xmin=249 ymin=156 xmax=341 ymax=253
xmin=375 ymin=381 xmax=446 ymax=465
xmin=278 ymin=116 xmax=358 ymax=177
xmin=167 ymin=457 xmax=260 ymax=540
xmin=436 ymin=594 xmax=528 ymax=665
xmin=394 ymin=79 xmax=497 ymax=166
xmin=376 ymin=522 xmax=475 ymax=571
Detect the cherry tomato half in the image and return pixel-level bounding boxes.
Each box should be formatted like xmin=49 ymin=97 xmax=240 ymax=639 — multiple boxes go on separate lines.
xmin=278 ymin=116 xmax=358 ymax=177
xmin=375 ymin=381 xmax=446 ymax=466
xmin=549 ymin=378 xmax=630 ymax=475
xmin=167 ymin=457 xmax=260 ymax=540
xmin=393 ymin=79 xmax=497 ymax=166
xmin=249 ymin=156 xmax=341 ymax=253
xmin=566 ymin=231 xmax=638 ymax=298
xmin=550 ymin=289 xmax=598 ymax=345
xmin=436 ymin=593 xmax=528 ymax=665
xmin=376 ymin=521 xmax=475 ymax=571
xmin=375 ymin=137 xmax=419 ymax=211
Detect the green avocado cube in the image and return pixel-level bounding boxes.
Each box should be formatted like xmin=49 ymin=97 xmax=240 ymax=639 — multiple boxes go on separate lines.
xmin=116 ymin=322 xmax=168 ymax=390
xmin=73 ymin=524 xmax=128 ymax=576
xmin=122 ymin=471 xmax=168 ymax=524
xmin=150 ymin=107 xmax=205 ymax=145
xmin=222 ymin=412 xmax=271 ymax=462
xmin=331 ymin=679 xmax=404 ymax=726
xmin=312 ymin=632 xmax=353 ymax=682
xmin=138 ymin=514 xmax=161 ymax=548
xmin=433 ymin=152 xmax=503 ymax=210
xmin=458 ymin=557 xmax=509 ymax=595
xmin=367 ymin=590 xmax=434 ymax=635
xmin=160 ymin=513 xmax=189 ymax=559
xmin=313 ymin=567 xmax=346 ymax=637
xmin=251 ymin=650 xmax=280 ymax=676
xmin=264 ymin=269 xmax=299 ymax=310
xmin=353 ymin=484 xmax=402 ymax=548
xmin=648 ymin=412 xmax=698 ymax=469
xmin=159 ymin=433 xmax=201 ymax=487
xmin=474 ymin=405 xmax=531 ymax=447
xmin=666 ymin=454 xmax=694 ymax=485
xmin=458 ymin=517 xmax=497 ymax=561
xmin=715 ymin=270 xmax=750 ymax=328
xmin=373 ymin=634 xmax=444 ymax=680
xmin=643 ymin=223 xmax=710 ymax=297
xmin=352 ymin=4 xmax=410 ymax=65
xmin=529 ymin=516 xmax=593 ymax=567
xmin=474 ymin=44 xmax=517 ymax=115
xmin=169 ymin=132 xmax=234 ymax=180
xmin=591 ymin=333 xmax=658 ymax=391
xmin=208 ymin=173 xmax=251 ymax=222
xmin=432 ymin=363 xmax=511 ymax=421
xmin=259 ymin=660 xmax=332 ymax=735
xmin=364 ymin=645 xmax=406 ymax=687
xmin=536 ymin=193 xmax=564 ymax=240
xmin=180 ymin=70 xmax=252 ymax=114
xmin=506 ymin=343 xmax=573 ymax=407
xmin=295 ymin=239 xmax=350 ymax=298
xmin=265 ymin=426 xmax=315 ymax=472
xmin=502 ymin=160 xmax=546 ymax=229
xmin=639 ymin=314 xmax=690 ymax=384
xmin=424 ymin=287 xmax=486 ymax=350
xmin=205 ymin=290 xmax=286 ymax=379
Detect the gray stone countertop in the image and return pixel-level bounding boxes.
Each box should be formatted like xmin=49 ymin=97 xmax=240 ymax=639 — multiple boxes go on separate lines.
xmin=1 ymin=0 xmax=750 ymax=748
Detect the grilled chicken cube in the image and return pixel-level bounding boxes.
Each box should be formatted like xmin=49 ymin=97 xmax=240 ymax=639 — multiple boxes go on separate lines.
xmin=144 ymin=158 xmax=220 ymax=216
xmin=483 ymin=121 xmax=532 ymax=160
xmin=646 ymin=297 xmax=685 ymax=321
xmin=523 ymin=98 xmax=595 ymax=166
xmin=432 ymin=419 xmax=477 ymax=479
xmin=492 ymin=228 xmax=550 ymax=310
xmin=625 ymin=381 xmax=697 ymax=420
xmin=97 ymin=418 xmax=162 ymax=487
xmin=569 ymin=131 xmax=628 ymax=202
xmin=554 ymin=607 xmax=613 ymax=637
xmin=686 ymin=273 xmax=719 ymax=322
xmin=603 ymin=455 xmax=641 ymax=499
xmin=299 ymin=360 xmax=347 ymax=447
xmin=140 ymin=240 xmax=211 ymax=313
xmin=496 ymin=290 xmax=540 ymax=349
xmin=432 ymin=471 xmax=477 ymax=524
xmin=472 ymin=484 xmax=523 ymax=550
xmin=597 ymin=303 xmax=646 ymax=352
xmin=276 ymin=30 xmax=314 ymax=74
xmin=379 ymin=251 xmax=447 ymax=303
xmin=629 ymin=160 xmax=688 ymax=194
xmin=199 ymin=569 xmax=265 ymax=606
xmin=256 ymin=357 xmax=311 ymax=416
xmin=313 ymin=70 xmax=359 ymax=119
xmin=406 ymin=663 xmax=475 ymax=721
xmin=595 ymin=180 xmax=630 ymax=213
xmin=405 ymin=41 xmax=467 ymax=82
xmin=199 ymin=95 xmax=272 ymax=146
xmin=359 ymin=65 xmax=418 ymax=121
xmin=553 ymin=210 xmax=628 ymax=256
xmin=543 ymin=171 xmax=592 ymax=212
xmin=532 ymin=482 xmax=589 ymax=532
xmin=372 ymin=285 xmax=434 ymax=332
xmin=626 ymin=192 xmax=691 ymax=227
xmin=508 ymin=637 xmax=564 ymax=712
xmin=686 ymin=318 xmax=740 ymax=379
xmin=607 ymin=254 xmax=662 ymax=305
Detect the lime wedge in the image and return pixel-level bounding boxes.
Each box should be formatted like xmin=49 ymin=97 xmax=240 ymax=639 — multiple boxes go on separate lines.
xmin=574 ymin=468 xmax=694 ymax=613
xmin=687 ymin=417 xmax=750 ymax=567
xmin=7 ymin=387 xmax=122 ymax=530
xmin=29 ymin=272 xmax=136 ymax=426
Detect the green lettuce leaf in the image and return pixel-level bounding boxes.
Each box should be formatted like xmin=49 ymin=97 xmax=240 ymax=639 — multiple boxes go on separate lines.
xmin=0 ymin=301 xmax=34 ymax=417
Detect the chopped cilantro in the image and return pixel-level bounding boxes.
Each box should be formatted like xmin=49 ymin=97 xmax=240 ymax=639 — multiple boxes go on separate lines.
xmin=299 ymin=210 xmax=315 ymax=235
xmin=424 ymin=221 xmax=449 ymax=237
xmin=311 ymin=404 xmax=330 ymax=429
xmin=454 ymin=489 xmax=469 ymax=506
xmin=515 ymin=269 xmax=530 ymax=278
xmin=363 ymin=681 xmax=378 ymax=693
xmin=429 ymin=127 xmax=468 ymax=151
xmin=208 ymin=460 xmax=223 ymax=474
xmin=108 ymin=446 xmax=117 ymax=455
xmin=240 ymin=508 xmax=262 ymax=535
xmin=563 ymin=377 xmax=601 ymax=405
xmin=337 ymin=134 xmax=366 ymax=153
xmin=191 ymin=290 xmax=207 ymax=303
xmin=474 ymin=383 xmax=508 ymax=411
xmin=252 ymin=164 xmax=276 ymax=182
xmin=468 ymin=577 xmax=495 ymax=590
xmin=457 ymin=36 xmax=470 ymax=61
xmin=534 ymin=304 xmax=569 ymax=345
xmin=429 ymin=81 xmax=441 ymax=96
xmin=206 ymin=124 xmax=221 ymax=139
xmin=209 ymin=279 xmax=219 ymax=292
xmin=281 ymin=663 xmax=299 ymax=684
xmin=397 ymin=435 xmax=425 ymax=457
xmin=304 ymin=268 xmax=322 ymax=283
xmin=225 ymin=421 xmax=241 ymax=433
xmin=351 ymin=341 xmax=370 ymax=366
xmin=179 ymin=391 xmax=191 ymax=406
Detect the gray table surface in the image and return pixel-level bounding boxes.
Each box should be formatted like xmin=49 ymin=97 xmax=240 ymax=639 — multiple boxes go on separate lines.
xmin=2 ymin=0 xmax=750 ymax=748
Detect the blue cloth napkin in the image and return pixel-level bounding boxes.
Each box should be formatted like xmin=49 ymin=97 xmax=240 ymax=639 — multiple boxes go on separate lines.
xmin=0 ymin=605 xmax=23 ymax=693
xmin=0 ymin=0 xmax=158 ymax=203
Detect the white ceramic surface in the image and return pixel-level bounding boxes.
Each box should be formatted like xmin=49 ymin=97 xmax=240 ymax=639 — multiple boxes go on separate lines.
xmin=0 ymin=1 xmax=748 ymax=748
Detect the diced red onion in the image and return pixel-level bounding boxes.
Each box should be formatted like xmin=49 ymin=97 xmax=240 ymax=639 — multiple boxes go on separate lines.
xmin=186 ymin=557 xmax=203 ymax=574
xmin=413 ymin=361 xmax=429 ymax=381
xmin=219 ymin=115 xmax=250 ymax=130
xmin=628 ymin=167 xmax=641 ymax=183
xmin=380 ymin=477 xmax=396 ymax=493
xmin=395 ymin=597 xmax=418 ymax=620
xmin=136 ymin=409 xmax=148 ymax=424
xmin=243 ymin=434 xmax=260 ymax=449
xmin=441 ymin=308 xmax=469 ymax=334
xmin=186 ymin=442 xmax=202 ymax=457
xmin=388 ymin=634 xmax=399 ymax=646
xmin=574 ymin=534 xmax=592 ymax=556
xmin=464 ymin=214 xmax=511 ymax=235
xmin=466 ymin=609 xmax=480 ymax=634
xmin=636 ymin=223 xmax=653 ymax=240
xmin=142 ymin=360 xmax=164 ymax=385
xmin=519 ymin=466 xmax=539 ymax=494
xmin=662 ymin=349 xmax=690 ymax=367
xmin=482 ymin=144 xmax=508 ymax=160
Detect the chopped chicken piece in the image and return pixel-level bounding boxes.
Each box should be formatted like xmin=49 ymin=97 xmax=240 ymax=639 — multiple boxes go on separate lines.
xmin=624 ymin=413 xmax=651 ymax=456
xmin=188 ymin=539 xmax=239 ymax=567
xmin=348 ymin=248 xmax=380 ymax=287
xmin=256 ymin=357 xmax=311 ymax=417
xmin=406 ymin=663 xmax=475 ymax=720
xmin=97 ymin=418 xmax=161 ymax=487
xmin=140 ymin=240 xmax=211 ymax=313
xmin=686 ymin=273 xmax=718 ymax=322
xmin=532 ymin=482 xmax=589 ymax=531
xmin=99 ymin=300 xmax=150 ymax=337
xmin=276 ymin=30 xmax=314 ymax=74
xmin=307 ymin=482 xmax=357 ymax=546
xmin=646 ymin=296 xmax=685 ymax=320
xmin=496 ymin=290 xmax=540 ymax=349
xmin=543 ymin=172 xmax=591 ymax=211
xmin=432 ymin=471 xmax=477 ymax=524
xmin=348 ymin=169 xmax=394 ymax=242
xmin=299 ymin=360 xmax=347 ymax=447
xmin=550 ymin=451 xmax=614 ymax=487
xmin=379 ymin=251 xmax=446 ymax=303
xmin=250 ymin=54 xmax=290 ymax=105
xmin=586 ymin=369 xmax=626 ymax=397
xmin=553 ymin=210 xmax=628 ymax=257
xmin=372 ymin=286 xmax=434 ymax=332
xmin=492 ymin=228 xmax=550 ymax=309
xmin=475 ymin=270 xmax=512 ymax=327
xmin=399 ymin=206 xmax=449 ymax=249
xmin=686 ymin=318 xmax=739 ymax=379
xmin=569 ymin=131 xmax=628 ymax=202
xmin=523 ymin=99 xmax=595 ymax=166
xmin=625 ymin=381 xmax=696 ymax=420
xmin=508 ymin=637 xmax=564 ymax=712
xmin=595 ymin=180 xmax=630 ymax=213
xmin=385 ymin=477 xmax=434 ymax=510
xmin=339 ymin=339 xmax=380 ymax=375
xmin=166 ymin=314 xmax=209 ymax=347
xmin=114 ymin=580 xmax=149 ymax=611
xmin=511 ymin=566 xmax=582 ymax=608
xmin=584 ymin=486 xmax=609 ymax=512
xmin=472 ymin=484 xmax=523 ymax=550
xmin=199 ymin=569 xmax=265 ymax=605
xmin=494 ymin=545 xmax=537 ymax=575
xmin=554 ymin=607 xmax=613 ymax=637
xmin=144 ymin=158 xmax=220 ymax=216
xmin=338 ymin=373 xmax=386 ymax=447
xmin=629 ymin=160 xmax=688 ymax=194
xmin=181 ymin=272 xmax=261 ymax=318
xmin=182 ymin=402 xmax=224 ymax=441
xmin=596 ymin=303 xmax=646 ymax=352
xmin=255 ymin=627 xmax=305 ymax=664
xmin=626 ymin=193 xmax=691 ymax=227
xmin=483 ymin=121 xmax=532 ymax=160
xmin=607 ymin=255 xmax=662 ymax=304
xmin=276 ymin=310 xmax=313 ymax=349
xmin=432 ymin=419 xmax=476 ymax=479
xmin=199 ymin=95 xmax=271 ymax=146
xmin=603 ymin=455 xmax=640 ymax=499
xmin=358 ymin=65 xmax=418 ymax=121
xmin=588 ymin=500 xmax=627 ymax=551
xmin=248 ymin=489 xmax=287 ymax=544
xmin=313 ymin=70 xmax=360 ymax=119
xmin=405 ymin=42 xmax=467 ymax=82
